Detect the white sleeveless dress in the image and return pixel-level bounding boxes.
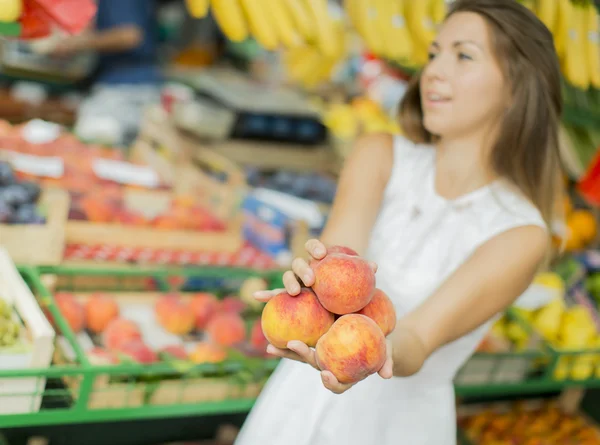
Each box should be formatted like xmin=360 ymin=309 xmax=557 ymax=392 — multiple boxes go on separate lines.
xmin=235 ymin=136 xmax=547 ymax=445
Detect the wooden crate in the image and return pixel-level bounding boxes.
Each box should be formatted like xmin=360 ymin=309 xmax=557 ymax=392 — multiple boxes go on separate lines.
xmin=0 ymin=188 xmax=69 ymax=265
xmin=0 ymin=248 xmax=55 ymax=414
xmin=65 ymin=107 xmax=246 ymax=254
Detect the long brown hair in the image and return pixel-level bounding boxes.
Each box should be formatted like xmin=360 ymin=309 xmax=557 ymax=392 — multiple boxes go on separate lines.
xmin=399 ymin=0 xmax=563 ymax=230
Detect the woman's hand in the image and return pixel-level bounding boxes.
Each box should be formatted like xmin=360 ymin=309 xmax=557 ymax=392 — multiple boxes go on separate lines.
xmin=254 ymin=239 xmax=327 ymax=301
xmin=254 ymin=238 xmax=385 ymax=394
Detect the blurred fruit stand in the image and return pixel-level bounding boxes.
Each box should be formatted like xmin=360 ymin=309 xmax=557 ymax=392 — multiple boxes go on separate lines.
xmin=0 ymin=0 xmax=600 ymax=444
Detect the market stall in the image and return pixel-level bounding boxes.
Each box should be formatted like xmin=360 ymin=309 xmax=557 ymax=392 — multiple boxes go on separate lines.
xmin=0 ymin=0 xmax=599 ymax=444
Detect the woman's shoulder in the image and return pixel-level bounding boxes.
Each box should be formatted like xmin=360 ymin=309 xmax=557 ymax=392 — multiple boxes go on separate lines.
xmin=479 ymin=181 xmax=547 ymax=237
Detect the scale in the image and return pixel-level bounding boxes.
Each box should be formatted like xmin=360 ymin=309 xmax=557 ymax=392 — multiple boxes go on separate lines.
xmin=169 ymin=67 xmax=328 ymax=146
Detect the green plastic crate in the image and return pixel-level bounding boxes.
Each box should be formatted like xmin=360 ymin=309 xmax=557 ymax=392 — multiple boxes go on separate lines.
xmin=0 ymin=265 xmax=283 ymax=428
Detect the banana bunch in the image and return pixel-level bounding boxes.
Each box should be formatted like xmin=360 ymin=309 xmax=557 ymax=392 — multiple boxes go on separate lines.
xmin=186 ymin=0 xmax=343 ymax=54
xmin=534 ymin=0 xmax=600 ymax=90
xmin=344 ymin=0 xmax=445 ymax=67
xmin=281 ymin=11 xmax=348 ymax=90
xmin=323 ymin=96 xmax=402 ymax=141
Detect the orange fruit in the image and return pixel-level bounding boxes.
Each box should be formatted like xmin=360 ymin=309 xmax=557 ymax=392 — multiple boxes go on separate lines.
xmin=563 ymin=230 xmax=583 ymax=251
xmin=567 ymin=210 xmax=597 ymax=245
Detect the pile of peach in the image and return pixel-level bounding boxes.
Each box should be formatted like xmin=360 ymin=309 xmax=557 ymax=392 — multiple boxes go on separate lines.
xmin=261 ymin=246 xmax=396 ymax=384
xmin=50 ymin=292 xmax=269 ymax=366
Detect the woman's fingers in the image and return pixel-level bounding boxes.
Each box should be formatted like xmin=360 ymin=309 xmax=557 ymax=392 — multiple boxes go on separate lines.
xmin=282 ymin=270 xmax=302 ymax=295
xmin=266 ymin=344 xmax=305 ymax=363
xmin=305 ymin=239 xmax=327 ymax=260
xmin=369 ymin=261 xmax=378 ymax=273
xmin=253 ymin=288 xmax=284 ymax=302
xmin=320 ymin=371 xmax=355 ymax=394
xmin=265 ymin=341 xmax=319 ymax=370
xmin=291 ymin=257 xmax=314 ymax=287
xmin=378 ymin=338 xmax=394 ymax=379
xmin=286 ymin=340 xmax=319 ymax=370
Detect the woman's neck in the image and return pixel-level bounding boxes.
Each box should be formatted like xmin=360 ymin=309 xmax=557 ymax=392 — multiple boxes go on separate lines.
xmin=434 ymin=134 xmax=499 ymax=200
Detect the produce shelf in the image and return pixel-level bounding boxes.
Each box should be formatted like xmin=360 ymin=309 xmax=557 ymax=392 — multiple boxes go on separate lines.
xmin=0 ymin=265 xmax=282 ymax=428
xmin=1 ymin=265 xmax=598 ymax=428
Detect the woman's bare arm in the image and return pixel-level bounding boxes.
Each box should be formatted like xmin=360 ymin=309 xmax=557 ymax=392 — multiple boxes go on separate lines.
xmin=390 ymin=224 xmax=549 ymax=377
xmin=317 ymin=132 xmax=394 ymax=255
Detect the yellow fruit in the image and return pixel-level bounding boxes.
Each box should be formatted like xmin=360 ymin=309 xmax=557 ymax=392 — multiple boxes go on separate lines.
xmin=285 ymin=0 xmax=316 ymax=41
xmin=567 ymin=210 xmax=597 ymax=244
xmin=239 ymin=0 xmax=279 ymax=50
xmin=561 ymin=2 xmax=590 ymax=89
xmin=384 ymin=0 xmax=414 ymax=62
xmin=405 ymin=0 xmax=437 ymax=66
xmin=0 ymin=0 xmax=22 ymax=22
xmin=268 ymin=0 xmax=303 ymax=48
xmin=185 ymin=0 xmax=209 ymax=18
xmin=210 ymin=0 xmax=249 ymax=42
xmin=584 ymin=2 xmax=600 ymax=89
xmin=536 ymin=0 xmax=557 ymax=33
xmin=533 ymin=273 xmax=565 ymax=292
xmin=304 ymin=0 xmax=338 ymax=57
xmin=554 ymin=0 xmax=570 ymax=61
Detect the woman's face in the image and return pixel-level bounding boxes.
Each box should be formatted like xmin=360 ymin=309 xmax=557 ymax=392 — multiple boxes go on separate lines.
xmin=420 ymin=12 xmax=508 ymax=140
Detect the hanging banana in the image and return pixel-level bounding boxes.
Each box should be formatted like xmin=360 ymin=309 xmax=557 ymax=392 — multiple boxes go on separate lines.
xmin=562 ymin=1 xmax=589 ymax=90
xmin=584 ymin=1 xmax=600 ymax=89
xmin=239 ymin=0 xmax=280 ymax=50
xmin=284 ymin=0 xmax=317 ymax=42
xmin=405 ymin=0 xmax=437 ymax=66
xmin=185 ymin=0 xmax=209 ymax=18
xmin=210 ymin=0 xmax=249 ymax=42
xmin=554 ymin=0 xmax=570 ymax=61
xmin=304 ymin=0 xmax=338 ymax=57
xmin=536 ymin=0 xmax=558 ymax=34
xmin=268 ymin=0 xmax=303 ymax=48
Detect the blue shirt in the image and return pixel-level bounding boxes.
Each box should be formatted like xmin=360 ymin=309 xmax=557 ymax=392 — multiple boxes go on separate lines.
xmin=94 ymin=0 xmax=161 ymax=85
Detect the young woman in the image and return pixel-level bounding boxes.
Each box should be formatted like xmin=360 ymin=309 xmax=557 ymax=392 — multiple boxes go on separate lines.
xmin=235 ymin=1 xmax=563 ymax=444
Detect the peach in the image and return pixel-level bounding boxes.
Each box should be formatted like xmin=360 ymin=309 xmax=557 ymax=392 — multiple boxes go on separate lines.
xmin=87 ymin=347 xmax=119 ymax=365
xmin=155 ymin=295 xmax=195 ymax=335
xmin=310 ymin=252 xmax=376 ymax=314
xmin=160 ymin=345 xmax=188 ymax=360
xmin=190 ymin=341 xmax=227 ymax=364
xmin=189 ymin=292 xmax=220 ymax=330
xmin=54 ymin=293 xmax=85 ymax=333
xmin=103 ymin=318 xmax=142 ymax=351
xmin=261 ymin=288 xmax=335 ymax=349
xmin=117 ymin=339 xmax=158 ymax=364
xmin=355 ymin=288 xmax=396 ymax=336
xmin=206 ymin=312 xmax=246 ymax=346
xmin=315 ymin=314 xmax=387 ymax=384
xmin=85 ymin=293 xmax=119 ymax=334
xmin=219 ymin=296 xmax=247 ymax=314
xmin=250 ymin=319 xmax=268 ymax=352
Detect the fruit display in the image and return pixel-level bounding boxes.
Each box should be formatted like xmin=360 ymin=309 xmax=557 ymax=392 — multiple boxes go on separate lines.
xmin=322 ymin=96 xmax=403 ymax=142
xmin=561 ymin=197 xmax=598 ymax=252
xmin=49 ymin=289 xmax=270 ymax=367
xmin=458 ymin=400 xmax=600 ymax=444
xmin=0 ymin=298 xmax=20 ymax=348
xmin=189 ymin=0 xmax=342 ymax=55
xmin=260 ymin=244 xmax=396 ymax=384
xmin=0 ymin=120 xmax=231 ymax=233
xmin=508 ymin=270 xmax=600 ymax=381
xmin=0 ymin=161 xmax=45 ymax=225
xmin=0 ymin=0 xmax=96 ymax=38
